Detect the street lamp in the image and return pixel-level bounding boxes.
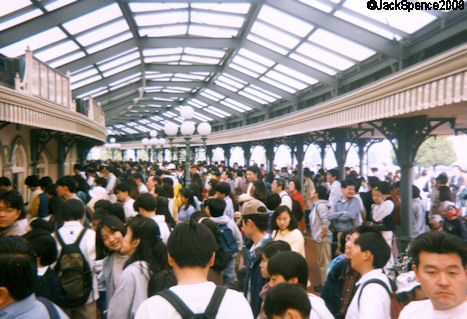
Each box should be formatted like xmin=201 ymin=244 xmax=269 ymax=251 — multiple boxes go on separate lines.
xmin=163 ymin=106 xmax=211 ymax=187
xmin=157 ymin=137 xmax=166 ymax=162
xmin=149 ymin=130 xmax=158 ymax=162
xmin=198 ymin=122 xmax=212 ymax=161
xmin=105 ymin=137 xmax=121 ymax=161
xmin=141 ymin=137 xmax=149 ymax=161
xmin=164 ymin=122 xmax=178 ymax=161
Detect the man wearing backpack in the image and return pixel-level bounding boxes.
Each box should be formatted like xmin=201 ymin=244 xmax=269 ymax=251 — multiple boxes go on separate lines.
xmin=135 ymin=222 xmax=253 ymax=319
xmin=54 ymin=199 xmax=97 ymax=319
xmin=204 ymin=198 xmax=243 ymax=284
xmin=345 ymin=232 xmax=392 ymax=319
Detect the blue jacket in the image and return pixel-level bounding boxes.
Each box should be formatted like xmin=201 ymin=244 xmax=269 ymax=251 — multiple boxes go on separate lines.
xmin=244 ymin=234 xmax=272 ymax=318
xmin=328 ymin=197 xmax=361 ymax=232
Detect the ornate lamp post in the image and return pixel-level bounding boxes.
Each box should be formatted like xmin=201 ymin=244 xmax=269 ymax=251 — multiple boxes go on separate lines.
xmin=105 ymin=137 xmax=121 ymax=161
xmin=163 ymin=106 xmax=211 ymax=187
xmin=164 ymin=122 xmax=178 ymax=161
xmin=141 ymin=137 xmax=149 ymax=161
xmin=198 ymin=122 xmax=212 ymax=161
xmin=149 ymin=130 xmax=158 ymax=163
xmin=157 ymin=137 xmax=166 ymax=162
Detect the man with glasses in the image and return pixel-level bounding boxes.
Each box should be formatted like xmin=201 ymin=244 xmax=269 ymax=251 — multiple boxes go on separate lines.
xmin=327 ymin=180 xmax=361 ymax=257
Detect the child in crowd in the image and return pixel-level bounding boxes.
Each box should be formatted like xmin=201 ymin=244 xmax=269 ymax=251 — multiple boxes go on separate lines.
xmin=24 ymin=225 xmax=67 ymax=308
xmin=264 ymin=283 xmax=311 ymax=319
xmin=267 ymin=251 xmax=334 ymax=319
xmin=257 ymin=240 xmax=291 ymax=319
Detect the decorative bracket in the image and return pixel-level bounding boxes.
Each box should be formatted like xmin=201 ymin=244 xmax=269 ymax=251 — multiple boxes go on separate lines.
xmin=368 ymin=116 xmax=455 ymax=165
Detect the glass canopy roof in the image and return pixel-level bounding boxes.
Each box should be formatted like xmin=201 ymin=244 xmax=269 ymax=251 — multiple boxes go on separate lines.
xmin=0 ymin=0 xmax=463 ymax=138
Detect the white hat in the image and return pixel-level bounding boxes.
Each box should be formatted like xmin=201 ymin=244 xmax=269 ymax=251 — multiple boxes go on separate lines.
xmin=429 ymin=214 xmax=443 ymax=224
xmin=396 ymin=271 xmax=420 ymax=294
xmin=167 ymin=163 xmax=176 ymax=170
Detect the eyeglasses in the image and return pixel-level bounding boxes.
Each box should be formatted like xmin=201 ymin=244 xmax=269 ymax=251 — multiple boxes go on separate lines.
xmin=0 ymin=207 xmax=17 ymax=213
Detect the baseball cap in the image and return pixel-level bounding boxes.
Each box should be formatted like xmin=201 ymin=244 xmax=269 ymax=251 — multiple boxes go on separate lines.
xmin=442 ymin=202 xmax=459 ymax=217
xmin=429 ymin=214 xmax=443 ymax=223
xmin=167 ymin=163 xmax=176 ymax=170
xmin=396 ymin=271 xmax=420 ymax=294
xmin=241 ymin=199 xmax=268 ymax=216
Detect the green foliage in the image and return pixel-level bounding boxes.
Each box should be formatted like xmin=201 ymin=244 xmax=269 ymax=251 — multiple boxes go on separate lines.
xmin=415 ymin=137 xmax=457 ymax=168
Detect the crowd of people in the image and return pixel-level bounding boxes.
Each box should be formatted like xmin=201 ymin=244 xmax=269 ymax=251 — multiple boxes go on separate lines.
xmin=0 ymin=159 xmax=466 ymax=319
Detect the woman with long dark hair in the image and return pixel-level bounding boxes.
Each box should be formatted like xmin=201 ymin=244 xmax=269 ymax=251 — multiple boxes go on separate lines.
xmin=271 ymin=205 xmax=305 ymax=257
xmin=107 ymin=215 xmax=169 ymax=319
xmin=95 ymin=215 xmax=128 ymax=310
xmin=177 ymin=188 xmax=196 ymax=222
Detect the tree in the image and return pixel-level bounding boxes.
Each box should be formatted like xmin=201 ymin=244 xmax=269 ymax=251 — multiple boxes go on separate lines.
xmin=415 ymin=137 xmax=457 ymax=169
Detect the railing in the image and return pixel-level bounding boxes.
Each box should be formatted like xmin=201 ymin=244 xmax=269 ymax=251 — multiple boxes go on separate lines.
xmin=9 ymin=49 xmax=106 ymax=127
xmin=15 ymin=49 xmax=72 ymax=110
xmin=87 ymin=96 xmax=106 ymax=126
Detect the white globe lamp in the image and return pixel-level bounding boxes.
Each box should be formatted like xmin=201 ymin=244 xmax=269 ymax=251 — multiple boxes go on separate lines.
xmin=197 ymin=122 xmax=212 ymax=136
xmin=180 ymin=121 xmax=196 ymax=136
xmin=180 ymin=106 xmax=195 ymax=120
xmin=164 ymin=122 xmax=178 ymax=136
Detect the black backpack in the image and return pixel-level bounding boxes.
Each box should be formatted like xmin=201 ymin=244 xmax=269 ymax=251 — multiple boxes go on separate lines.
xmin=217 ymin=224 xmax=238 ymax=259
xmin=54 ymin=228 xmax=92 ymax=308
xmin=158 ymin=286 xmax=227 ymax=319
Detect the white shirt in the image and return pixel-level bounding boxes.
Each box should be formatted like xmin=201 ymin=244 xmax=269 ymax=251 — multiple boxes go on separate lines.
xmin=89 ymin=186 xmax=109 ymax=200
xmin=87 ymin=175 xmax=95 ymax=188
xmin=138 ymin=183 xmax=148 ymax=194
xmin=345 ymin=269 xmax=391 ymax=319
xmin=150 ymin=215 xmax=171 ymax=244
xmin=372 ymin=200 xmax=394 ymax=222
xmin=123 ymin=198 xmax=137 ymax=220
xmin=88 ymin=186 xmax=110 ymax=211
xmin=308 ymin=293 xmax=334 ymax=319
xmin=328 ymin=180 xmax=342 ymax=208
xmin=135 ymin=281 xmax=253 ymax=319
xmin=56 ymin=221 xmax=99 ymax=302
xmin=400 ymin=299 xmax=467 ymax=319
xmin=106 ymin=173 xmax=117 ymax=194
xmin=279 ymin=190 xmax=292 ymax=210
